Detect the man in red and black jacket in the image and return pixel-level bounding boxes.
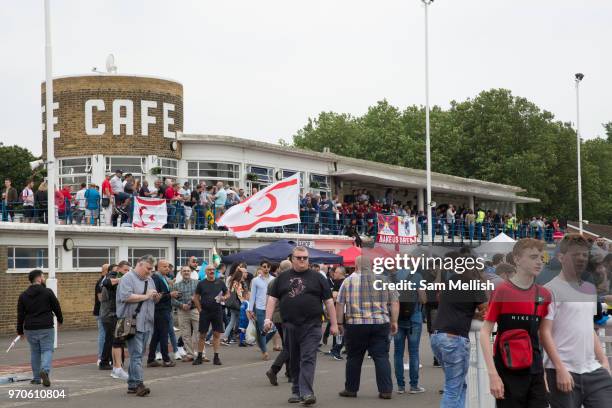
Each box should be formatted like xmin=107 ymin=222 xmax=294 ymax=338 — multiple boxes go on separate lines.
xmin=480 ymin=238 xmax=552 ymax=408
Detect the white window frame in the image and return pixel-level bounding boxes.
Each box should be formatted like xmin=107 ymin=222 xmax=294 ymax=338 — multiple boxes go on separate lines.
xmin=186 ymin=161 xmax=240 ymax=190
xmin=177 ymin=248 xmax=210 ymax=268
xmin=281 ymin=169 xmax=305 ymax=193
xmin=309 ymin=173 xmax=331 ymax=192
xmin=157 ymin=158 xmax=178 ymax=178
xmin=7 ymin=246 xmax=60 ymax=272
xmin=128 ymin=247 xmax=167 ymax=266
xmin=105 ymin=156 xmax=146 ymax=181
xmin=72 ymin=247 xmax=116 ymax=270
xmin=58 ymin=157 xmax=91 ymax=191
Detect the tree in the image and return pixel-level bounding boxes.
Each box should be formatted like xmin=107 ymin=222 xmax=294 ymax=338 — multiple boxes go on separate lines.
xmin=288 ymin=89 xmax=612 ymax=224
xmin=0 ymin=144 xmax=41 ymax=192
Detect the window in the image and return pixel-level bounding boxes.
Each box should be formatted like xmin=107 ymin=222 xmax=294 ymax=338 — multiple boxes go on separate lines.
xmin=247 ymin=165 xmax=273 ymax=184
xmin=186 ymin=161 xmax=240 ymax=189
xmin=105 ymin=157 xmax=146 ymax=180
xmin=73 ymin=247 xmax=116 ymax=269
xmin=128 ymin=248 xmax=167 ymax=266
xmin=177 ymin=248 xmax=210 ymax=268
xmin=59 ymin=158 xmax=91 ymax=192
xmin=309 ymin=173 xmax=330 ymax=191
xmin=282 ymin=170 xmax=305 ymax=192
xmin=158 ymin=158 xmax=178 ymax=178
xmin=7 ymin=247 xmax=59 ymax=270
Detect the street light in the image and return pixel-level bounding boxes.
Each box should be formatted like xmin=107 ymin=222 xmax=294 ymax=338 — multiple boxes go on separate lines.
xmin=422 ymin=0 xmax=434 ymax=242
xmin=575 ymin=73 xmax=583 ymax=234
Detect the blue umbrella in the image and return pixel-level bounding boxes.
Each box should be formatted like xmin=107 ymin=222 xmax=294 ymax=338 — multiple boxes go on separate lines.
xmin=221 ymin=239 xmax=342 ymax=265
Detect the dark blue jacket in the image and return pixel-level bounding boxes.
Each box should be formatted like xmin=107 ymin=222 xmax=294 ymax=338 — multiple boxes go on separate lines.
xmin=152 ymin=272 xmax=172 ymax=312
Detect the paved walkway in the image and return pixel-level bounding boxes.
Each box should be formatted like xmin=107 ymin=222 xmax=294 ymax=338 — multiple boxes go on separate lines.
xmin=0 ymin=328 xmax=446 ymax=408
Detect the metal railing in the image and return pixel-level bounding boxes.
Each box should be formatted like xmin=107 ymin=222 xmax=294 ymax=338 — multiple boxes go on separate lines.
xmin=1 ymin=199 xmax=563 ymax=242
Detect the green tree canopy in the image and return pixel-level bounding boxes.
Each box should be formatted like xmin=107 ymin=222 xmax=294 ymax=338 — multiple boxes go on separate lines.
xmin=0 ymin=144 xmax=42 ymax=192
xmin=288 ymin=89 xmax=612 ymax=224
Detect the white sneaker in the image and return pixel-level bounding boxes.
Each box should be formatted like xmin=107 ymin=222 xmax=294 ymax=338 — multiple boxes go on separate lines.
xmin=155 ymin=352 xmax=162 ymax=361
xmin=409 ymin=386 xmax=426 ymax=394
xmin=178 ymin=347 xmax=186 ymax=356
xmin=111 ymin=368 xmax=129 ymax=381
xmin=97 ymin=359 xmax=101 ymax=366
xmin=174 ymin=352 xmax=182 ymax=361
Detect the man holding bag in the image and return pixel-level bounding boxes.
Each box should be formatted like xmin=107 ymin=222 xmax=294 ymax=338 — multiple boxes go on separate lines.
xmin=116 ymin=255 xmax=160 ymax=397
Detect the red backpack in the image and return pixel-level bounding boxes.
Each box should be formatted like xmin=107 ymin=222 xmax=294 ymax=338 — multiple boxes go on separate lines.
xmin=494 ymin=287 xmax=541 ymax=371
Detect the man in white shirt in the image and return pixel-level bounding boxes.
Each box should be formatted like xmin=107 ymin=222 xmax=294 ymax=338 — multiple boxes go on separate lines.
xmin=540 ymin=234 xmax=612 ymax=408
xmin=21 ymin=179 xmax=35 ymax=223
xmin=74 ymin=183 xmax=87 ymax=225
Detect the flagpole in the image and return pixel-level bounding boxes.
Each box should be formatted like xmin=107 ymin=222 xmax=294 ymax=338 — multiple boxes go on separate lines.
xmin=44 ymin=0 xmax=58 ymax=349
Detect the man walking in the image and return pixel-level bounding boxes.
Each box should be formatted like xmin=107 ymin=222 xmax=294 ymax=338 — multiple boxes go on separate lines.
xmin=266 ymin=259 xmax=293 ymax=385
xmin=336 ymin=256 xmax=399 ymax=399
xmin=173 ymin=266 xmax=200 ymax=362
xmin=540 ymin=234 xmax=612 ymax=408
xmin=265 ymin=246 xmax=338 ymax=406
xmin=193 ymin=265 xmax=229 ymax=366
xmin=147 ymin=259 xmax=178 ymax=368
xmin=248 ymin=260 xmax=275 ymax=360
xmin=17 ymin=269 xmax=63 ymax=386
xmin=116 ymin=255 xmax=160 ymax=396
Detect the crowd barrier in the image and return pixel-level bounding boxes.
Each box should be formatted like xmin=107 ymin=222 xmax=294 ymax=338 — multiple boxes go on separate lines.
xmin=467 ymin=317 xmax=612 ymax=408
xmin=1 ymin=199 xmax=563 ymax=243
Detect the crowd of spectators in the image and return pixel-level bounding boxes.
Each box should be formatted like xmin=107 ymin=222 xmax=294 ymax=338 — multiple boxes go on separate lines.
xmin=2 ymin=176 xmax=568 ymax=243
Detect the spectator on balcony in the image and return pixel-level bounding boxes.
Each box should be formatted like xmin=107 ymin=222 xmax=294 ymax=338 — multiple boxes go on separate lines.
xmin=85 ymin=183 xmax=100 ymax=225
xmin=60 ymin=185 xmax=73 ymax=224
xmin=100 ymin=174 xmax=113 ymax=226
xmin=123 ymin=174 xmax=135 ymax=196
xmin=35 ymin=181 xmax=48 ymax=223
xmin=446 ymin=204 xmax=456 ymax=238
xmin=110 ymin=170 xmax=126 ymax=205
xmin=74 ymin=182 xmax=87 ymax=224
xmin=21 ymin=179 xmax=35 ymax=223
xmin=179 ymin=182 xmax=193 ymax=229
xmin=319 ymin=193 xmax=335 ymax=234
xmin=238 ymin=188 xmax=247 ymax=202
xmin=213 ymin=182 xmax=227 ymax=219
xmin=2 ymin=178 xmax=18 ymax=221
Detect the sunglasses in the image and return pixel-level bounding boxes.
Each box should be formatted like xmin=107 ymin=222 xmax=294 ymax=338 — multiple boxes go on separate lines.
xmin=294 ymin=256 xmax=309 ymax=261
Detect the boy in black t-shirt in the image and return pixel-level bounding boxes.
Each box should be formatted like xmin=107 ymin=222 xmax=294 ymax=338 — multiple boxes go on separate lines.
xmin=193 ymin=265 xmax=229 ymax=366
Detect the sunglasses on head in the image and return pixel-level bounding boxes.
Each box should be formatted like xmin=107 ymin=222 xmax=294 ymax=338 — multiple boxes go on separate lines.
xmin=294 ymin=256 xmax=309 ymax=261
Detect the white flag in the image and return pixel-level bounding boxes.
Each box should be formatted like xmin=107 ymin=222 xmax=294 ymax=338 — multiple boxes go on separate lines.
xmin=217 ymin=174 xmax=300 ymax=238
xmin=132 ymin=197 xmax=167 ymax=230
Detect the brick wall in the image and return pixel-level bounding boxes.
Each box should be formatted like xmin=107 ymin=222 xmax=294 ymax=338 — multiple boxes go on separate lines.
xmin=0 ymin=246 xmax=99 ymax=335
xmin=41 ymin=75 xmax=183 ymax=160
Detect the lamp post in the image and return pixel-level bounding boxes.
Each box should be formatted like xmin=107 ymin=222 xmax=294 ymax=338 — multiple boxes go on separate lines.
xmin=422 ymin=0 xmax=434 ymax=242
xmin=44 ymin=0 xmax=58 ymax=348
xmin=575 ymin=73 xmax=584 ymax=235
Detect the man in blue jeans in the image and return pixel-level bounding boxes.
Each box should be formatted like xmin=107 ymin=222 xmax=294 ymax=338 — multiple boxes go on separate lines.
xmin=248 ymin=260 xmax=275 ymax=360
xmin=392 ymin=268 xmax=427 ymax=394
xmin=17 ymin=269 xmax=63 ymax=386
xmin=117 ymin=255 xmax=159 ymax=397
xmin=430 ymin=266 xmax=487 ymax=408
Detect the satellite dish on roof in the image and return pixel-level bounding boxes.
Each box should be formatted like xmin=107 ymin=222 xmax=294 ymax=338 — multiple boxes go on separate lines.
xmin=105 ymin=54 xmax=117 ymax=74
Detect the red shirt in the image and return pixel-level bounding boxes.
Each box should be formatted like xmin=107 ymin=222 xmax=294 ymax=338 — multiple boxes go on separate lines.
xmin=164 ymin=186 xmax=175 ymax=201
xmin=485 ymin=280 xmax=552 ymax=373
xmin=102 ymin=179 xmax=112 ymax=197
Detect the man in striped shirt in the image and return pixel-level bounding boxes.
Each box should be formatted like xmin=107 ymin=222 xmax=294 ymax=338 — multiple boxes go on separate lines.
xmin=336 ymin=255 xmax=399 ymax=399
xmin=172 ymin=266 xmax=199 ymax=362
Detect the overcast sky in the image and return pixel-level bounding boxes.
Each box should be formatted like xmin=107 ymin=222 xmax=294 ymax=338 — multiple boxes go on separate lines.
xmin=1 ymin=0 xmax=610 ymax=156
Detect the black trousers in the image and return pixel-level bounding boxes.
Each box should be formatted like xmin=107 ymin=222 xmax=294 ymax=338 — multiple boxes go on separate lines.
xmin=344 ymin=323 xmax=393 ymax=394
xmin=147 ymin=310 xmax=170 ymax=363
xmin=101 ymin=317 xmax=124 ymax=366
xmin=271 ymin=322 xmax=290 ymax=374
xmin=285 ymin=322 xmax=321 ymax=397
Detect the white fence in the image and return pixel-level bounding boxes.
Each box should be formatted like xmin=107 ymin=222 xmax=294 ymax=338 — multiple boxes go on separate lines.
xmin=467 ymin=316 xmax=612 ymax=408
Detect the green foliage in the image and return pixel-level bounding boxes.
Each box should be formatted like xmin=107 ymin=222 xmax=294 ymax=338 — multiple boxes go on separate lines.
xmin=0 ymin=144 xmax=41 ymax=191
xmin=290 ymin=89 xmax=612 ymax=224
